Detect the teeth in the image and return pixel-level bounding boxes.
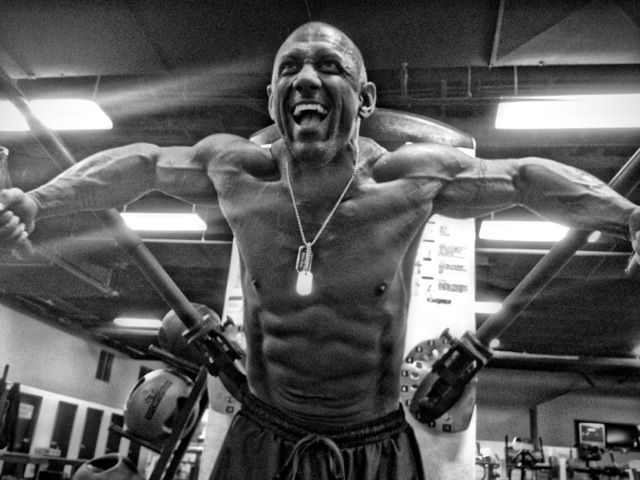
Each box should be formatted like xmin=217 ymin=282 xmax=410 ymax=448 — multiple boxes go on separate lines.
xmin=293 ymin=103 xmax=327 ymax=117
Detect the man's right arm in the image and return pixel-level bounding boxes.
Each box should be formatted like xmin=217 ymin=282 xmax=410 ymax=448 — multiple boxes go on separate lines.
xmin=30 ymin=142 xmax=218 ymax=218
xmin=0 ymin=140 xmax=218 ymax=250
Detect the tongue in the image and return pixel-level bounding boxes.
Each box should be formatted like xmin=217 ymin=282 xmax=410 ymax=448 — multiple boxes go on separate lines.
xmin=299 ymin=112 xmax=324 ymax=128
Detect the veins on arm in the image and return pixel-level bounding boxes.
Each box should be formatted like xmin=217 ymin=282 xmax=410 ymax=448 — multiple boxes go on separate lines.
xmin=29 ymin=143 xmax=161 ymax=218
xmin=29 ymin=141 xmax=218 ymax=219
xmin=374 ymin=143 xmax=521 ymax=218
xmin=430 ymin=146 xmax=635 ymax=238
xmin=509 ymin=159 xmax=635 ymax=238
xmin=433 ymin=157 xmax=520 ymax=218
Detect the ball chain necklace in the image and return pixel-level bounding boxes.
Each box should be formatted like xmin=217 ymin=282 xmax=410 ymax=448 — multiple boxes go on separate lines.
xmin=284 ymin=142 xmax=360 ymax=295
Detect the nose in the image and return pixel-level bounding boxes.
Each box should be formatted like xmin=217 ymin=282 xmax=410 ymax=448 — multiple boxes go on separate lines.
xmin=293 ymin=63 xmax=320 ymax=94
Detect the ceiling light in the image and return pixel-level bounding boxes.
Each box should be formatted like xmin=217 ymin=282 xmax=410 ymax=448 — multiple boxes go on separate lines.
xmin=479 ymin=220 xmax=569 ymax=242
xmin=0 ymin=99 xmax=112 ymax=131
xmin=495 ymin=94 xmax=640 ymax=129
xmin=120 ymin=212 xmax=206 ymax=232
xmin=475 ymin=301 xmax=502 ymax=314
xmin=113 ymin=317 xmax=162 ymax=329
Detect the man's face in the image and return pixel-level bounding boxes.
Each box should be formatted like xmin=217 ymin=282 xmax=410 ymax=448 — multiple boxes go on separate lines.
xmin=267 ymin=24 xmax=374 ymax=161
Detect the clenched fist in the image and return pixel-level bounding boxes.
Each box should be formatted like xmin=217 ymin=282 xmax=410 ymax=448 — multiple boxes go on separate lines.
xmin=0 ymin=188 xmax=38 ymax=252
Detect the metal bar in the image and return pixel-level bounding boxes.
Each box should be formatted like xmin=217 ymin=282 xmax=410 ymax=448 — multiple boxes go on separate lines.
xmin=0 ymin=66 xmax=246 ymax=399
xmin=158 ymin=368 xmax=208 ymax=480
xmin=490 ymin=350 xmax=640 ymax=376
xmin=476 ymin=248 xmax=629 ymax=256
xmin=141 ymin=238 xmax=232 ymax=245
xmin=477 ymin=146 xmax=640 ymax=344
xmin=489 ymin=0 xmax=506 ymax=67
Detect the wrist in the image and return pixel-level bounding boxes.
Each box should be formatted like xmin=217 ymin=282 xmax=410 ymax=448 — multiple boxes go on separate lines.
xmin=26 ymin=190 xmax=44 ymax=220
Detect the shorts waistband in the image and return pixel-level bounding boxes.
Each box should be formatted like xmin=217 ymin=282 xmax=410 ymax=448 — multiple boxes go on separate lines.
xmin=239 ymin=392 xmax=409 ymax=449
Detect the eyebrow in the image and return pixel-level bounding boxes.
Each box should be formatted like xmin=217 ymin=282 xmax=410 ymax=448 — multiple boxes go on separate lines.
xmin=276 ymin=44 xmax=360 ymax=79
xmin=315 ymin=46 xmax=352 ymax=63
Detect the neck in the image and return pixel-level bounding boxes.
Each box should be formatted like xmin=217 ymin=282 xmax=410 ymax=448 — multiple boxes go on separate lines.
xmin=284 ymin=120 xmax=361 ymax=171
xmin=285 ymin=139 xmax=359 ymax=178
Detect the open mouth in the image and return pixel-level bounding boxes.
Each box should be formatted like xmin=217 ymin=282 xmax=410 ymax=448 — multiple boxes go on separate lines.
xmin=291 ymin=103 xmax=328 ymax=127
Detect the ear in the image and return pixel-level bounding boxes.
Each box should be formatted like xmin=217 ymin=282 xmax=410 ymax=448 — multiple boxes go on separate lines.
xmin=358 ymin=82 xmax=377 ymax=119
xmin=266 ymin=85 xmax=275 ymax=121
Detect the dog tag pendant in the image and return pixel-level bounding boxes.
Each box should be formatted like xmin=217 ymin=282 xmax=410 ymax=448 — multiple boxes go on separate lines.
xmin=295 ymin=243 xmax=313 ymax=296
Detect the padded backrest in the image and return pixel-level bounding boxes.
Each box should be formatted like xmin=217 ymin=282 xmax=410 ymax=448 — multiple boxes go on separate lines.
xmin=250 ymin=107 xmax=476 ymax=151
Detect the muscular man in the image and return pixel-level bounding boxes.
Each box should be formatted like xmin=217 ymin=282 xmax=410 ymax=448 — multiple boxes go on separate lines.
xmin=1 ymin=22 xmax=640 ymax=480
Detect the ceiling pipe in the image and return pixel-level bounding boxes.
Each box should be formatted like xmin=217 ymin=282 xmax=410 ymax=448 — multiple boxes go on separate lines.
xmin=37 ymin=246 xmax=118 ymax=296
xmin=476 ymin=248 xmax=629 ymax=256
xmin=489 ymin=350 xmax=640 ymax=377
xmin=141 ymin=238 xmax=232 ymax=245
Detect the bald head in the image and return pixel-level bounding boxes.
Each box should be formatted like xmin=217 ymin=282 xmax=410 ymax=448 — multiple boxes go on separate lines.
xmin=267 ymin=21 xmax=377 ymax=157
xmin=275 ymin=22 xmax=368 ymax=83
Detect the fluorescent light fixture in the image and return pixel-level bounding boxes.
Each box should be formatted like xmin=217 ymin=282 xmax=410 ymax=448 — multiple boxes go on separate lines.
xmin=480 ymin=220 xmax=569 ymax=242
xmin=475 ymin=301 xmax=502 ymax=314
xmin=113 ymin=317 xmax=162 ymax=329
xmin=120 ymin=212 xmax=206 ymax=232
xmin=495 ymin=94 xmax=640 ymax=129
xmin=0 ymin=99 xmax=112 ymax=131
xmin=479 ymin=220 xmax=602 ymax=243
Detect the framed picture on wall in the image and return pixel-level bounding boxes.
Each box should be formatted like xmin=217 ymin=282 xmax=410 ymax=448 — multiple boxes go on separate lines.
xmin=576 ymin=421 xmax=606 ymax=448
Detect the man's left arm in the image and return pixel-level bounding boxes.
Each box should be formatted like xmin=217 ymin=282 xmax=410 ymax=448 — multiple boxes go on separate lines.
xmin=380 ymin=142 xmax=640 ymax=240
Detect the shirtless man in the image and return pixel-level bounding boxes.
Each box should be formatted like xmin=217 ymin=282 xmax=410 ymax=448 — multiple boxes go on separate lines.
xmin=1 ymin=22 xmax=640 ymax=480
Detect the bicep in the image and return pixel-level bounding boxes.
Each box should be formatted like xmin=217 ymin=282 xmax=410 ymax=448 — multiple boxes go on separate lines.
xmin=375 ymin=143 xmax=521 ymax=219
xmin=433 ymin=156 xmax=521 ymax=218
xmin=434 ymin=153 xmax=633 ymax=238
xmin=155 ymin=145 xmax=218 ymax=205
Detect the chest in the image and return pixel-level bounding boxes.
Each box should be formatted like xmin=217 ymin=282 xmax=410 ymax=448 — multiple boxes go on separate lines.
xmin=219 ymin=175 xmax=436 ymax=300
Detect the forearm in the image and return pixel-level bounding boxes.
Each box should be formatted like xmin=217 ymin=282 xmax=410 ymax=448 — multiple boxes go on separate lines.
xmin=515 ymin=158 xmax=636 ymax=238
xmin=27 ymin=143 xmax=159 ymax=219
xmin=26 ymin=142 xmax=219 ymax=218
xmin=433 ymin=151 xmax=636 ymax=238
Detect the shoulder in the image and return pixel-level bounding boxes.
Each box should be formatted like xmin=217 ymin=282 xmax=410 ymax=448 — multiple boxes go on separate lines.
xmin=371 ymin=141 xmax=474 ymax=182
xmin=193 ymin=133 xmax=278 ymax=178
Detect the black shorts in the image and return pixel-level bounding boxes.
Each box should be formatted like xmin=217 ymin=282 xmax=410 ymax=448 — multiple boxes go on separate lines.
xmin=210 ymin=392 xmax=425 ymax=480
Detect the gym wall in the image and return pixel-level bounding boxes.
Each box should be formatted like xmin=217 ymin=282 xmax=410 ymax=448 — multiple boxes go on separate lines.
xmin=0 ymin=301 xmax=163 ymax=464
xmin=475 ymin=386 xmax=640 ymax=468
xmin=0 ymin=302 xmax=162 ymax=407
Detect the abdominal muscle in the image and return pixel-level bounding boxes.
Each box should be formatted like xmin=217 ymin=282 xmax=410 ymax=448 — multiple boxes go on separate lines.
xmin=244 ymin=292 xmax=408 ymax=426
